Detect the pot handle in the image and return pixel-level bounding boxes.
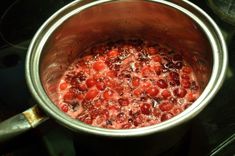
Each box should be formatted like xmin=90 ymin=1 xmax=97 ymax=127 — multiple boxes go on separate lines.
xmin=0 ymin=105 xmax=48 ymax=143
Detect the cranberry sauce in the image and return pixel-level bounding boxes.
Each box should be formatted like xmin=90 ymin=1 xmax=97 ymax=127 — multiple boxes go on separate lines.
xmin=57 ymin=40 xmax=200 ymax=129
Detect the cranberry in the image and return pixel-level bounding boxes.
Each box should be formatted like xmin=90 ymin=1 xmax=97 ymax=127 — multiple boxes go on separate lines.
xmin=118 ymin=98 xmax=130 ymax=106
xmin=61 ymin=104 xmax=69 ymax=112
xmin=181 ymin=74 xmax=190 ymax=80
xmin=81 ymin=100 xmax=93 ymax=109
xmin=154 ymin=65 xmax=162 ymax=75
xmin=63 ymin=92 xmax=75 ymax=103
xmin=93 ymin=61 xmax=106 ymax=71
xmin=161 ymin=90 xmax=171 ymax=99
xmin=142 ymin=81 xmax=152 ymax=89
xmin=187 ymin=93 xmax=196 ymax=102
xmin=122 ymin=123 xmax=132 ymax=129
xmin=77 ymin=93 xmax=84 ymax=101
xmin=59 ymin=82 xmax=68 ymax=90
xmin=156 ymin=79 xmax=168 ymax=88
xmin=132 ymin=77 xmax=140 ymax=87
xmin=159 ymin=102 xmax=173 ymax=111
xmin=182 ymin=66 xmax=192 ymax=74
xmin=108 ymin=50 xmax=119 ymax=58
xmin=106 ymin=70 xmax=117 ymax=78
xmin=85 ymin=89 xmax=99 ymax=100
xmin=86 ymin=78 xmax=96 ymax=88
xmin=77 ymin=84 xmax=87 ymax=92
xmin=96 ymin=79 xmax=106 ymax=90
xmin=133 ymin=89 xmax=142 ymax=97
xmin=103 ymin=89 xmax=114 ymax=99
xmin=90 ymin=108 xmax=100 ymax=119
xmin=117 ymin=112 xmax=126 ymax=123
xmin=152 ymin=55 xmax=162 ymax=62
xmin=148 ymin=47 xmax=158 ymax=55
xmin=153 ymin=109 xmax=161 ymax=117
xmin=84 ymin=117 xmax=92 ymax=125
xmin=169 ymin=72 xmax=180 ymax=86
xmin=146 ymin=87 xmax=159 ymax=97
xmin=141 ymin=103 xmax=152 ymax=115
xmin=173 ymin=88 xmax=187 ymax=98
xmin=142 ymin=66 xmax=154 ymax=77
xmin=161 ymin=113 xmax=173 ymax=121
xmin=181 ymin=79 xmax=191 ymax=89
xmin=77 ymin=71 xmax=87 ymax=81
xmin=172 ymin=107 xmax=182 ymax=115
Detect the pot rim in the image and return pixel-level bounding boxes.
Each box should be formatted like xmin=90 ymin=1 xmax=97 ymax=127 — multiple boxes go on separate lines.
xmin=26 ymin=0 xmax=227 ymax=137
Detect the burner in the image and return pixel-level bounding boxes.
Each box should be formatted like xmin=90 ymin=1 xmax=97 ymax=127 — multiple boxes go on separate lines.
xmin=0 ymin=0 xmax=68 ymax=49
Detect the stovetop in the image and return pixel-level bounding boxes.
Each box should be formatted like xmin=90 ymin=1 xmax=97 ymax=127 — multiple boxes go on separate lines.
xmin=0 ymin=0 xmax=235 ymax=156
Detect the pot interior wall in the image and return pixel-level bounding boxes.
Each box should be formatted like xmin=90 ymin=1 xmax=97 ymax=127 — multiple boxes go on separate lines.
xmin=39 ymin=1 xmax=212 ymax=105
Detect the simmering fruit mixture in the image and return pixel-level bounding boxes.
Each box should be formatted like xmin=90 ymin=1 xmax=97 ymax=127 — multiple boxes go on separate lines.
xmin=57 ymin=40 xmax=200 ymax=129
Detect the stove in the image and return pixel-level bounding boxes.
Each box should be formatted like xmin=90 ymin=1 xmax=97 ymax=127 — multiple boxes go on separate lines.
xmin=0 ymin=0 xmax=235 ymax=156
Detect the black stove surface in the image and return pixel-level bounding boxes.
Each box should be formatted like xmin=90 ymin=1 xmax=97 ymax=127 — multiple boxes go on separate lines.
xmin=0 ymin=0 xmax=235 ymax=156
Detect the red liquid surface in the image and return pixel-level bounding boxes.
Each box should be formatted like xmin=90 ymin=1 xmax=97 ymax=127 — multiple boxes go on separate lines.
xmin=57 ymin=40 xmax=200 ymax=129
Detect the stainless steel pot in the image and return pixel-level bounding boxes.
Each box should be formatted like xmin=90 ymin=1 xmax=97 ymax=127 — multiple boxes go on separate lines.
xmin=0 ymin=0 xmax=227 ymax=155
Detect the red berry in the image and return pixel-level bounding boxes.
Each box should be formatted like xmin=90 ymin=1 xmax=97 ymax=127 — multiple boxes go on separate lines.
xmin=60 ymin=82 xmax=68 ymax=90
xmin=85 ymin=89 xmax=99 ymax=100
xmin=77 ymin=83 xmax=87 ymax=91
xmin=148 ymin=47 xmax=158 ymax=55
xmin=152 ymin=55 xmax=162 ymax=62
xmin=181 ymin=74 xmax=190 ymax=80
xmin=161 ymin=90 xmax=171 ymax=99
xmin=181 ymin=79 xmax=191 ymax=89
xmin=61 ymin=104 xmax=69 ymax=112
xmin=156 ymin=79 xmax=168 ymax=88
xmin=118 ymin=98 xmax=129 ymax=106
xmin=117 ymin=112 xmax=126 ymax=123
xmin=142 ymin=66 xmax=154 ymax=77
xmin=133 ymin=89 xmax=142 ymax=97
xmin=103 ymin=89 xmax=114 ymax=99
xmin=86 ymin=78 xmax=96 ymax=88
xmin=182 ymin=66 xmax=192 ymax=74
xmin=96 ymin=81 xmax=106 ymax=90
xmin=93 ymin=61 xmax=106 ymax=71
xmin=122 ymin=123 xmax=132 ymax=129
xmin=77 ymin=93 xmax=84 ymax=100
xmin=132 ymin=77 xmax=140 ymax=87
xmin=154 ymin=65 xmax=162 ymax=75
xmin=106 ymin=70 xmax=117 ymax=78
xmin=146 ymin=87 xmax=159 ymax=97
xmin=108 ymin=50 xmax=119 ymax=58
xmin=159 ymin=102 xmax=173 ymax=111
xmin=172 ymin=107 xmax=182 ymax=115
xmin=161 ymin=113 xmax=173 ymax=121
xmin=153 ymin=109 xmax=161 ymax=117
xmin=173 ymin=88 xmax=187 ymax=98
xmin=141 ymin=103 xmax=152 ymax=115
xmin=90 ymin=108 xmax=100 ymax=119
xmin=187 ymin=93 xmax=196 ymax=102
xmin=169 ymin=72 xmax=180 ymax=85
xmin=63 ymin=92 xmax=75 ymax=103
xmin=142 ymin=81 xmax=152 ymax=88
